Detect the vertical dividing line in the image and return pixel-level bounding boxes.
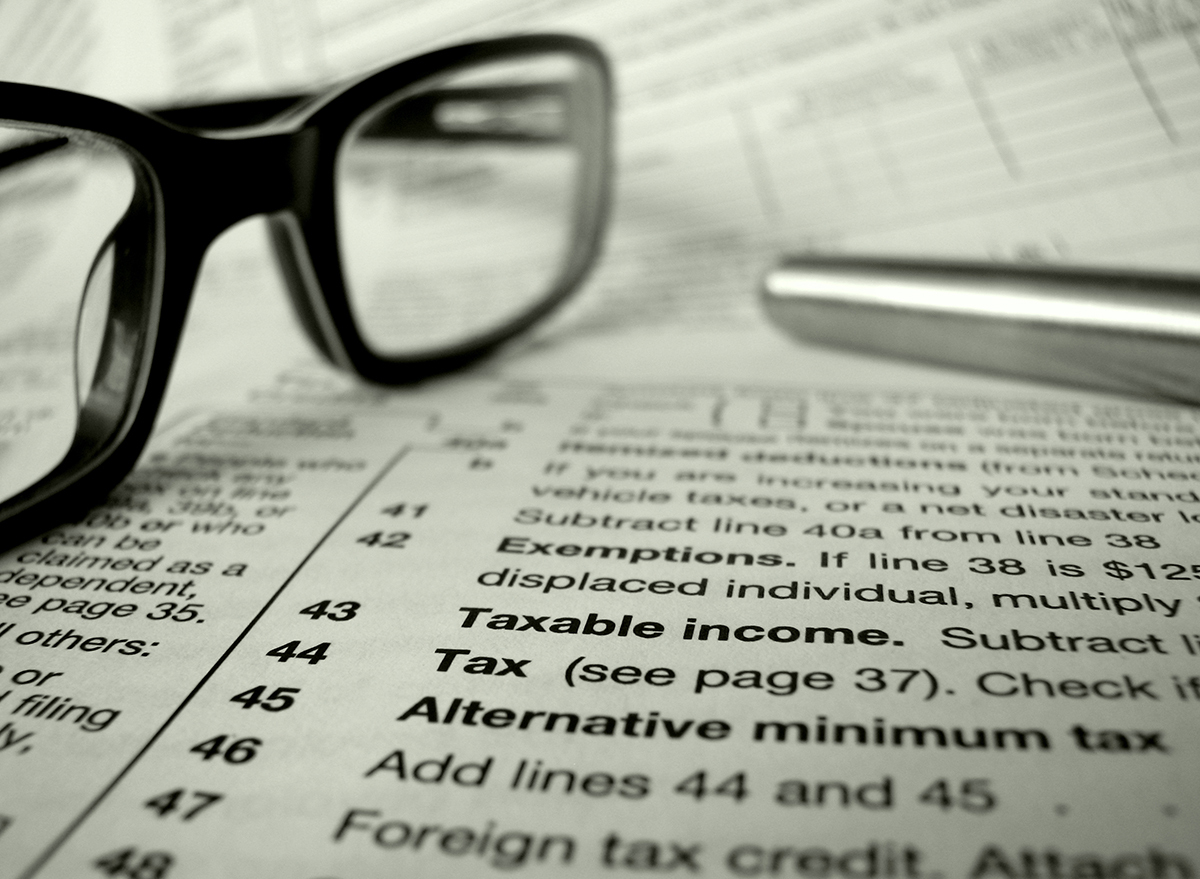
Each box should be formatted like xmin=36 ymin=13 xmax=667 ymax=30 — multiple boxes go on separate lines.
xmin=1186 ymin=27 xmax=1200 ymax=70
xmin=810 ymin=117 xmax=855 ymax=211
xmin=250 ymin=0 xmax=328 ymax=81
xmin=730 ymin=102 xmax=785 ymax=233
xmin=867 ymin=108 xmax=908 ymax=201
xmin=759 ymin=400 xmax=784 ymax=430
xmin=710 ymin=396 xmax=727 ymax=429
xmin=20 ymin=444 xmax=412 ymax=879
xmin=954 ymin=44 xmax=1022 ymax=180
xmin=1103 ymin=1 xmax=1180 ymax=144
xmin=295 ymin=0 xmax=329 ymax=76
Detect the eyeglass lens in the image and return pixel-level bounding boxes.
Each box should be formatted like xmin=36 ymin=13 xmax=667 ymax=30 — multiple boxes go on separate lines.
xmin=0 ymin=128 xmax=136 ymax=500
xmin=336 ymin=51 xmax=594 ymax=358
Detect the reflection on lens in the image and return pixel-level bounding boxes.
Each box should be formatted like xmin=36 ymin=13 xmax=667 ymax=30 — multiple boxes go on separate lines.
xmin=77 ymin=242 xmax=116 ymax=402
xmin=0 ymin=127 xmax=135 ymax=500
xmin=336 ymin=52 xmax=596 ymax=358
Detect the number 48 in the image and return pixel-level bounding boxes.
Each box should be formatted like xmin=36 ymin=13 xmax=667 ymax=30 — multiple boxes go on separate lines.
xmin=93 ymin=848 xmax=174 ymax=878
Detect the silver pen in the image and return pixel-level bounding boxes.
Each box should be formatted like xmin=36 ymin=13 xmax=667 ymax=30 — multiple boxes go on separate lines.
xmin=761 ymin=255 xmax=1200 ymax=404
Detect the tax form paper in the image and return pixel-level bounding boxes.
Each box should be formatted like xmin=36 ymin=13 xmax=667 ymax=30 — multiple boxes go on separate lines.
xmin=3 ymin=0 xmax=1200 ymax=876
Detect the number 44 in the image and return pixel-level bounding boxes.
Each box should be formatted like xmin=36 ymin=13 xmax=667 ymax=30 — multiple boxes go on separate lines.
xmin=674 ymin=770 xmax=749 ymax=802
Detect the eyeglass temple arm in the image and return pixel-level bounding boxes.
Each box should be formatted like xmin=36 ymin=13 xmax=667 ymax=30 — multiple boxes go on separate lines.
xmin=146 ymin=93 xmax=314 ymax=129
xmin=0 ymin=81 xmax=582 ymax=174
xmin=353 ymin=83 xmax=583 ymax=144
xmin=156 ymin=84 xmax=583 ymax=147
xmin=0 ymin=96 xmax=312 ymax=174
xmin=0 ymin=135 xmax=70 ymax=171
xmin=150 ymin=82 xmax=580 ymax=141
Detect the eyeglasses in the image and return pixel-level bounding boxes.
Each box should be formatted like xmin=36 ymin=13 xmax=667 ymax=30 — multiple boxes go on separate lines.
xmin=0 ymin=34 xmax=612 ymax=549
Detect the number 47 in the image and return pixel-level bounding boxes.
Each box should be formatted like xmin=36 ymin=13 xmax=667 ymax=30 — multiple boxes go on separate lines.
xmin=143 ymin=788 xmax=223 ymax=820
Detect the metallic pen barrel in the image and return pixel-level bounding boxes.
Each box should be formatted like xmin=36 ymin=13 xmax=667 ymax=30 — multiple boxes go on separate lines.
xmin=761 ymin=255 xmax=1200 ymax=404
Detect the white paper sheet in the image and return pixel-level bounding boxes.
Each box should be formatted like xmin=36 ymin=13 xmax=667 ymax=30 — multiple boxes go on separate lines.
xmin=2 ymin=0 xmax=1200 ymax=875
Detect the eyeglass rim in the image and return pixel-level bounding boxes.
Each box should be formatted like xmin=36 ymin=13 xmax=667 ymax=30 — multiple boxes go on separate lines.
xmin=272 ymin=34 xmax=613 ymax=383
xmin=0 ymin=33 xmax=613 ymax=550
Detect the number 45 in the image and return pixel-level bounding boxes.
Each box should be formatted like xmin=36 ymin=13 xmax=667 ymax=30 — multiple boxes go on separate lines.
xmin=918 ymin=778 xmax=995 ymax=813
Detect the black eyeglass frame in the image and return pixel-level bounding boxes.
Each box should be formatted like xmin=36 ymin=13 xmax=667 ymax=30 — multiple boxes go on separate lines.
xmin=0 ymin=34 xmax=613 ymax=549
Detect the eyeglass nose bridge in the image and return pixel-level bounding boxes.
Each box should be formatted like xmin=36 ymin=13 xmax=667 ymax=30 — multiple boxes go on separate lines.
xmin=211 ymin=125 xmax=357 ymax=374
xmin=167 ymin=128 xmax=302 ymax=245
xmin=156 ymin=125 xmax=338 ymax=359
xmin=143 ymin=121 xmax=365 ymax=380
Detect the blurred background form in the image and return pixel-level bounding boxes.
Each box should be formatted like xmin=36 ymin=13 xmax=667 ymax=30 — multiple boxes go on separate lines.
xmin=3 ymin=0 xmax=1197 ymax=348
